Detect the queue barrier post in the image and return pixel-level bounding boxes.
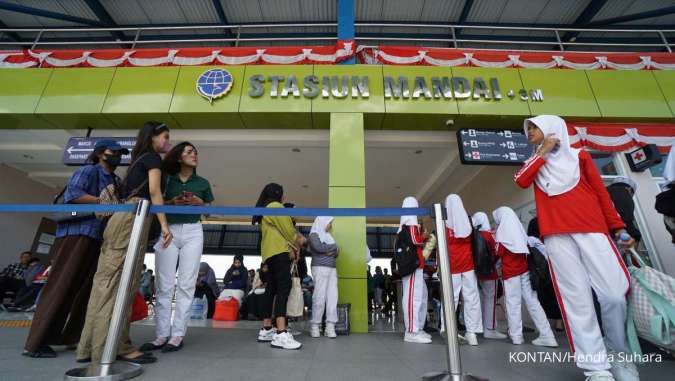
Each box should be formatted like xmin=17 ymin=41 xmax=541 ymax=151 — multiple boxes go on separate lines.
xmin=421 ymin=203 xmax=487 ymax=381
xmin=64 ymin=200 xmax=151 ymax=381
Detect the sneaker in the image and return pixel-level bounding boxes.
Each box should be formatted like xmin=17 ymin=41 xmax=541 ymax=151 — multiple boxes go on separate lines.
xmin=257 ymin=327 xmax=276 ymax=342
xmin=457 ymin=334 xmax=467 ymax=344
xmin=310 ymin=325 xmax=321 ymax=338
xmin=532 ymin=336 xmax=559 ymax=348
xmin=483 ymin=329 xmax=508 ymax=340
xmin=609 ymin=353 xmax=640 ymax=381
xmin=324 ymin=324 xmax=337 ymax=339
xmin=271 ymin=332 xmax=302 ymax=350
xmin=511 ymin=337 xmax=524 ymax=345
xmin=404 ymin=332 xmax=432 ymax=344
xmin=585 ymin=371 xmax=616 ymax=381
xmin=419 ymin=331 xmax=432 ymax=340
xmin=465 ymin=332 xmax=478 ymax=346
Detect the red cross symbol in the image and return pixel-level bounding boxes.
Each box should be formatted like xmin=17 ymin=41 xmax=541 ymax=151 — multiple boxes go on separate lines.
xmin=633 ymin=152 xmax=644 ymax=161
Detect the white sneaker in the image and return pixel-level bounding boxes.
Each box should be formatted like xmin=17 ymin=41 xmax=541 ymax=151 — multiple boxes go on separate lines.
xmin=325 ymin=324 xmax=337 ymax=339
xmin=511 ymin=337 xmax=524 ymax=345
xmin=419 ymin=331 xmax=432 ymax=340
xmin=585 ymin=371 xmax=616 ymax=381
xmin=532 ymin=336 xmax=559 ymax=348
xmin=465 ymin=332 xmax=478 ymax=346
xmin=271 ymin=332 xmax=302 ymax=350
xmin=457 ymin=334 xmax=467 ymax=344
xmin=310 ymin=325 xmax=321 ymax=338
xmin=404 ymin=332 xmax=432 ymax=344
xmin=609 ymin=353 xmax=640 ymax=381
xmin=483 ymin=329 xmax=508 ymax=340
xmin=257 ymin=328 xmax=276 ymax=342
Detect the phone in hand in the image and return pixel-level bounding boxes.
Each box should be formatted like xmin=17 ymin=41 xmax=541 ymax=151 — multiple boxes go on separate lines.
xmin=182 ymin=191 xmax=194 ymax=201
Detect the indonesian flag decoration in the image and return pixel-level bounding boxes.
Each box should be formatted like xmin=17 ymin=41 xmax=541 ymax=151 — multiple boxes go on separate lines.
xmin=566 ymin=122 xmax=675 ymax=154
xmin=356 ymin=46 xmax=675 ymax=70
xmin=0 ymin=41 xmax=355 ymax=68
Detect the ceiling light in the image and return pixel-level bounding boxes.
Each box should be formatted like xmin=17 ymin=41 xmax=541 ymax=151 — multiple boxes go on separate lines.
xmin=292 ymin=148 xmax=301 ymax=153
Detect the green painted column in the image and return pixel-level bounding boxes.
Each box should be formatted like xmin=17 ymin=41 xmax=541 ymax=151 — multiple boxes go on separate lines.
xmin=329 ymin=112 xmax=368 ymax=333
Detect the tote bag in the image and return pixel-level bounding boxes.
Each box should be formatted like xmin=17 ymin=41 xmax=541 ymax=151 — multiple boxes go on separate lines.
xmin=286 ymin=263 xmax=304 ymax=318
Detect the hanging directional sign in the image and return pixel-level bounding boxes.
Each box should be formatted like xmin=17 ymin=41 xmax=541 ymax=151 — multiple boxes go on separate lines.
xmin=456 ymin=128 xmax=532 ymax=166
xmin=63 ymin=137 xmax=135 ymax=166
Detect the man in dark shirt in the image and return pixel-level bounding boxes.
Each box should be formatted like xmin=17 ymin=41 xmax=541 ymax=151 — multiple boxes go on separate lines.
xmin=0 ymin=251 xmax=31 ymax=305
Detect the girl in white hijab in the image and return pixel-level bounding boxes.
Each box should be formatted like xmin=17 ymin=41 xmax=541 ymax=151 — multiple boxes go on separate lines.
xmin=397 ymin=196 xmax=430 ymax=344
xmin=516 ymin=115 xmax=638 ymax=380
xmin=443 ymin=195 xmax=483 ymax=345
xmin=471 ymin=212 xmax=507 ymax=340
xmin=492 ymin=207 xmax=557 ymax=349
xmin=307 ymin=216 xmax=339 ymax=338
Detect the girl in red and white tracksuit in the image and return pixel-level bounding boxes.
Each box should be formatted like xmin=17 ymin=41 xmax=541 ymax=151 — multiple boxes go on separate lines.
xmin=492 ymin=206 xmax=557 ymax=347
xmin=471 ymin=211 xmax=507 ymax=340
xmin=516 ymin=115 xmax=637 ymax=381
xmin=399 ymin=196 xmax=431 ymax=344
xmin=444 ymin=194 xmax=483 ymax=346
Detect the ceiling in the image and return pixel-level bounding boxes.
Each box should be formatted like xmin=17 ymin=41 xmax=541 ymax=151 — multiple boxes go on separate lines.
xmin=0 ymin=0 xmax=673 ymax=51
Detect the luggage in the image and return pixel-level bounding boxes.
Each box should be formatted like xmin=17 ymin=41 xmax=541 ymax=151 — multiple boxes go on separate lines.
xmin=213 ymin=297 xmax=239 ymax=321
xmin=130 ymin=292 xmax=148 ymax=322
xmin=626 ymin=249 xmax=675 ymax=354
xmin=335 ymin=303 xmax=351 ymax=335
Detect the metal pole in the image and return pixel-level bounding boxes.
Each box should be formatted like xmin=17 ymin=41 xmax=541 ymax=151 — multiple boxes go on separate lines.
xmin=235 ymin=26 xmax=241 ymax=47
xmin=65 ymin=200 xmax=150 ymax=381
xmin=31 ymin=30 xmax=43 ymax=50
xmin=450 ymin=27 xmax=458 ymax=48
xmin=658 ymin=31 xmax=672 ymax=53
xmin=554 ymin=29 xmax=565 ymax=51
xmin=421 ymin=203 xmax=487 ymax=381
xmin=131 ymin=29 xmax=141 ymax=49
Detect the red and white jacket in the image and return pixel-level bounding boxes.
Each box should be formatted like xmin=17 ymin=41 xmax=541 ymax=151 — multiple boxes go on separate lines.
xmin=445 ymin=228 xmax=474 ymax=274
xmin=514 ymin=150 xmax=625 ymax=238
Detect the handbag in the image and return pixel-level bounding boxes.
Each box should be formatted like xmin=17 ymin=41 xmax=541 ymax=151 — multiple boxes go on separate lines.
xmin=286 ymin=263 xmax=304 ymax=318
xmin=625 ymin=248 xmax=675 ymax=355
xmin=50 ymin=169 xmax=102 ymax=224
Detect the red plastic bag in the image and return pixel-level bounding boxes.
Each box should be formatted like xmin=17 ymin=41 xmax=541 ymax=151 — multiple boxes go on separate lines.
xmin=130 ymin=292 xmax=148 ymax=322
xmin=213 ymin=298 xmax=239 ymax=321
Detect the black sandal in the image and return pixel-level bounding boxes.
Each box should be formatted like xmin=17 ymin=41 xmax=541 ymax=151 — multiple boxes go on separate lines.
xmin=22 ymin=345 xmax=57 ymax=358
xmin=117 ymin=352 xmax=157 ymax=364
xmin=161 ymin=340 xmax=184 ymax=353
xmin=139 ymin=338 xmax=168 ymax=352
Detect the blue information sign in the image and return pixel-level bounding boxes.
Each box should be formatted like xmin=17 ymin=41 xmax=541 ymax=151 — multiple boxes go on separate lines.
xmin=62 ymin=137 xmax=135 ymax=166
xmin=457 ymin=128 xmax=532 ymax=166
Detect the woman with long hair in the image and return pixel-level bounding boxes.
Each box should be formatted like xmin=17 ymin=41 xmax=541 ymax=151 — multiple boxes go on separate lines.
xmin=140 ymin=142 xmax=213 ymax=353
xmin=77 ymin=121 xmax=172 ymax=364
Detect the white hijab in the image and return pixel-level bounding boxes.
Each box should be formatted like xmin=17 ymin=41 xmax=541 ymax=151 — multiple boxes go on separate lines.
xmin=398 ymin=196 xmax=420 ymax=233
xmin=524 ymin=115 xmax=580 ymax=196
xmin=310 ymin=216 xmax=335 ymax=244
xmin=664 ymin=145 xmax=675 ymax=184
xmin=444 ymin=194 xmax=471 ymax=238
xmin=471 ymin=212 xmax=491 ymax=232
xmin=493 ymin=206 xmax=529 ymax=254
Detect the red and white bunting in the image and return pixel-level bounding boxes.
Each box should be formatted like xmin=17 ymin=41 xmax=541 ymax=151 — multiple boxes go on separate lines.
xmin=566 ymin=122 xmax=675 ymax=153
xmin=357 ymin=46 xmax=675 ymax=70
xmin=0 ymin=41 xmax=354 ymax=68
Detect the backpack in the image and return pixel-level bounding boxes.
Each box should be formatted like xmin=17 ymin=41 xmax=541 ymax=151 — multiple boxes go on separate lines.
xmin=471 ymin=226 xmax=495 ymax=277
xmin=527 ymin=245 xmax=551 ymax=292
xmin=655 ymin=186 xmax=675 ymax=217
xmin=394 ymin=227 xmax=420 ymax=277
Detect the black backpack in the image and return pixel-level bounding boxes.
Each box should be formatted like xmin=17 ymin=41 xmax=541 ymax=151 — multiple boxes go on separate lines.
xmin=655 ymin=186 xmax=675 ymax=217
xmin=470 ymin=224 xmax=495 ymax=277
xmin=527 ymin=244 xmax=552 ymax=292
xmin=394 ymin=227 xmax=419 ymax=278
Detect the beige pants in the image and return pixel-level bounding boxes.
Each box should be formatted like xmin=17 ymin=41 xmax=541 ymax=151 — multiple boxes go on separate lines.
xmin=76 ymin=210 xmax=151 ymax=361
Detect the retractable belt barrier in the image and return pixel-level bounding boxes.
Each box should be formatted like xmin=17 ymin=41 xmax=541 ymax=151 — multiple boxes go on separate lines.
xmin=0 ymin=202 xmax=485 ymax=381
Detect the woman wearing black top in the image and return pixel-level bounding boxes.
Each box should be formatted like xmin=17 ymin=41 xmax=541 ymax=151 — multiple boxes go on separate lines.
xmin=77 ymin=121 xmax=173 ymax=364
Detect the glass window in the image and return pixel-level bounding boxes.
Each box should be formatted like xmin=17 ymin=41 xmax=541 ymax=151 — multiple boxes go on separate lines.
xmin=648 ymin=154 xmax=668 ymax=178
xmin=591 ymin=152 xmax=618 ymax=176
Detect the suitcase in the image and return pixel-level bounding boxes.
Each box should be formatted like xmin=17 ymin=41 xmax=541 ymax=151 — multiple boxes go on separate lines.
xmin=334 ymin=303 xmax=351 ymax=335
xmin=213 ymin=297 xmax=239 ymax=321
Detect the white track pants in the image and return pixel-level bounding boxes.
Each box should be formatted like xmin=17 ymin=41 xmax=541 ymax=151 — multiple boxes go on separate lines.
xmin=154 ymin=223 xmax=204 ymax=338
xmin=544 ymin=233 xmax=630 ymax=374
xmin=503 ymin=272 xmax=554 ymax=342
xmin=480 ymin=278 xmax=500 ymax=331
xmin=453 ymin=270 xmax=484 ymax=334
xmin=310 ymin=266 xmax=338 ymax=325
xmin=402 ymin=268 xmax=427 ymax=334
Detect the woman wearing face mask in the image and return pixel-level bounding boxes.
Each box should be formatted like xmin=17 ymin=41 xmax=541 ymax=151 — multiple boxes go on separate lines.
xmin=77 ymin=121 xmax=173 ymax=364
xmin=515 ymin=115 xmax=636 ymax=381
xmin=23 ymin=140 xmax=126 ymax=358
xmin=307 ymin=216 xmax=339 ymax=339
xmin=140 ymin=142 xmax=214 ymax=353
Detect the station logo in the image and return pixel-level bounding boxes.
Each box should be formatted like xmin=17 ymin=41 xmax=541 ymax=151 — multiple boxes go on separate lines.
xmin=196 ymin=68 xmax=233 ymax=103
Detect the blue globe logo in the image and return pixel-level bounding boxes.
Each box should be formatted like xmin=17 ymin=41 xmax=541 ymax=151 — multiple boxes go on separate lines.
xmin=196 ymin=68 xmax=233 ymax=103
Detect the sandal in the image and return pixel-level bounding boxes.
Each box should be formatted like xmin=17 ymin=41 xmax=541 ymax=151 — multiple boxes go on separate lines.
xmin=117 ymin=352 xmax=157 ymax=364
xmin=161 ymin=340 xmax=184 ymax=353
xmin=22 ymin=345 xmax=57 ymax=358
xmin=139 ymin=338 xmax=168 ymax=352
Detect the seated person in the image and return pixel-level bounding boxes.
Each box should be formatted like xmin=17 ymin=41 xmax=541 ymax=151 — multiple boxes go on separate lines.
xmin=218 ymin=255 xmax=248 ymax=305
xmin=0 ymin=252 xmax=32 ymax=306
xmin=14 ymin=260 xmax=50 ymax=311
xmin=194 ymin=262 xmax=219 ymax=319
xmin=241 ymin=264 xmax=268 ymax=320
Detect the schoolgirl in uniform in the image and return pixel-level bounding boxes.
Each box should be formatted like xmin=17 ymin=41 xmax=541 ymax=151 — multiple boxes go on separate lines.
xmin=471 ymin=212 xmax=507 ymax=340
xmin=492 ymin=206 xmax=557 ymax=348
xmin=515 ymin=115 xmax=638 ymax=381
xmin=444 ymin=194 xmax=483 ymax=346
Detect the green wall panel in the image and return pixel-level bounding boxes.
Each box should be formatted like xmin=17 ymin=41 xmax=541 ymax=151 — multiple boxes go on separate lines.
xmin=312 ymin=65 xmax=384 ymax=113
xmin=586 ymin=70 xmax=672 ymax=118
xmin=519 ymin=68 xmax=600 ymax=117
xmin=0 ymin=69 xmax=54 ymax=128
xmin=652 ymin=70 xmax=675 ymax=116
xmin=451 ymin=67 xmax=530 ymax=116
xmin=329 ymin=113 xmax=365 ymax=187
xmin=170 ymin=66 xmax=245 ymax=129
xmin=382 ymin=65 xmax=458 ymax=115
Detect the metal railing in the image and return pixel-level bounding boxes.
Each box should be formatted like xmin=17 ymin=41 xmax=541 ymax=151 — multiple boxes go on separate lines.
xmin=0 ymin=22 xmax=672 ymax=52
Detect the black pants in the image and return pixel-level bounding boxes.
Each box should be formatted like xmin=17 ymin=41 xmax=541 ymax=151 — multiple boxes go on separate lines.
xmin=0 ymin=277 xmax=24 ymax=302
xmin=261 ymin=253 xmax=292 ymax=321
xmin=194 ymin=285 xmax=217 ymax=319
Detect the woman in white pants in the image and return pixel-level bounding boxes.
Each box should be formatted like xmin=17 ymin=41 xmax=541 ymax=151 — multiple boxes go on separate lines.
xmin=516 ymin=115 xmax=638 ymax=381
xmin=141 ymin=142 xmax=214 ymax=353
xmin=492 ymin=207 xmax=557 ymax=348
xmin=308 ymin=216 xmax=339 ymax=338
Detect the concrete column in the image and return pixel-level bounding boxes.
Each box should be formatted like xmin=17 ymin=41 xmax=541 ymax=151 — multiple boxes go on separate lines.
xmin=329 ymin=113 xmax=367 ymax=332
xmin=337 ymin=0 xmax=356 ymax=65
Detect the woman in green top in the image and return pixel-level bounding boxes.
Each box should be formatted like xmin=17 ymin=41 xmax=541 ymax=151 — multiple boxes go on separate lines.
xmin=252 ymin=183 xmax=305 ymax=350
xmin=141 ymin=142 xmax=214 ymax=353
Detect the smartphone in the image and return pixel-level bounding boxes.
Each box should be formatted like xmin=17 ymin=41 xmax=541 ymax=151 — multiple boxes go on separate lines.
xmin=182 ymin=191 xmax=194 ymax=201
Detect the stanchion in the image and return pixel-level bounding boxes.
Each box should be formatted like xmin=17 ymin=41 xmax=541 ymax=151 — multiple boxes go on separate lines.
xmin=65 ymin=200 xmax=150 ymax=381
xmin=421 ymin=203 xmax=488 ymax=381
